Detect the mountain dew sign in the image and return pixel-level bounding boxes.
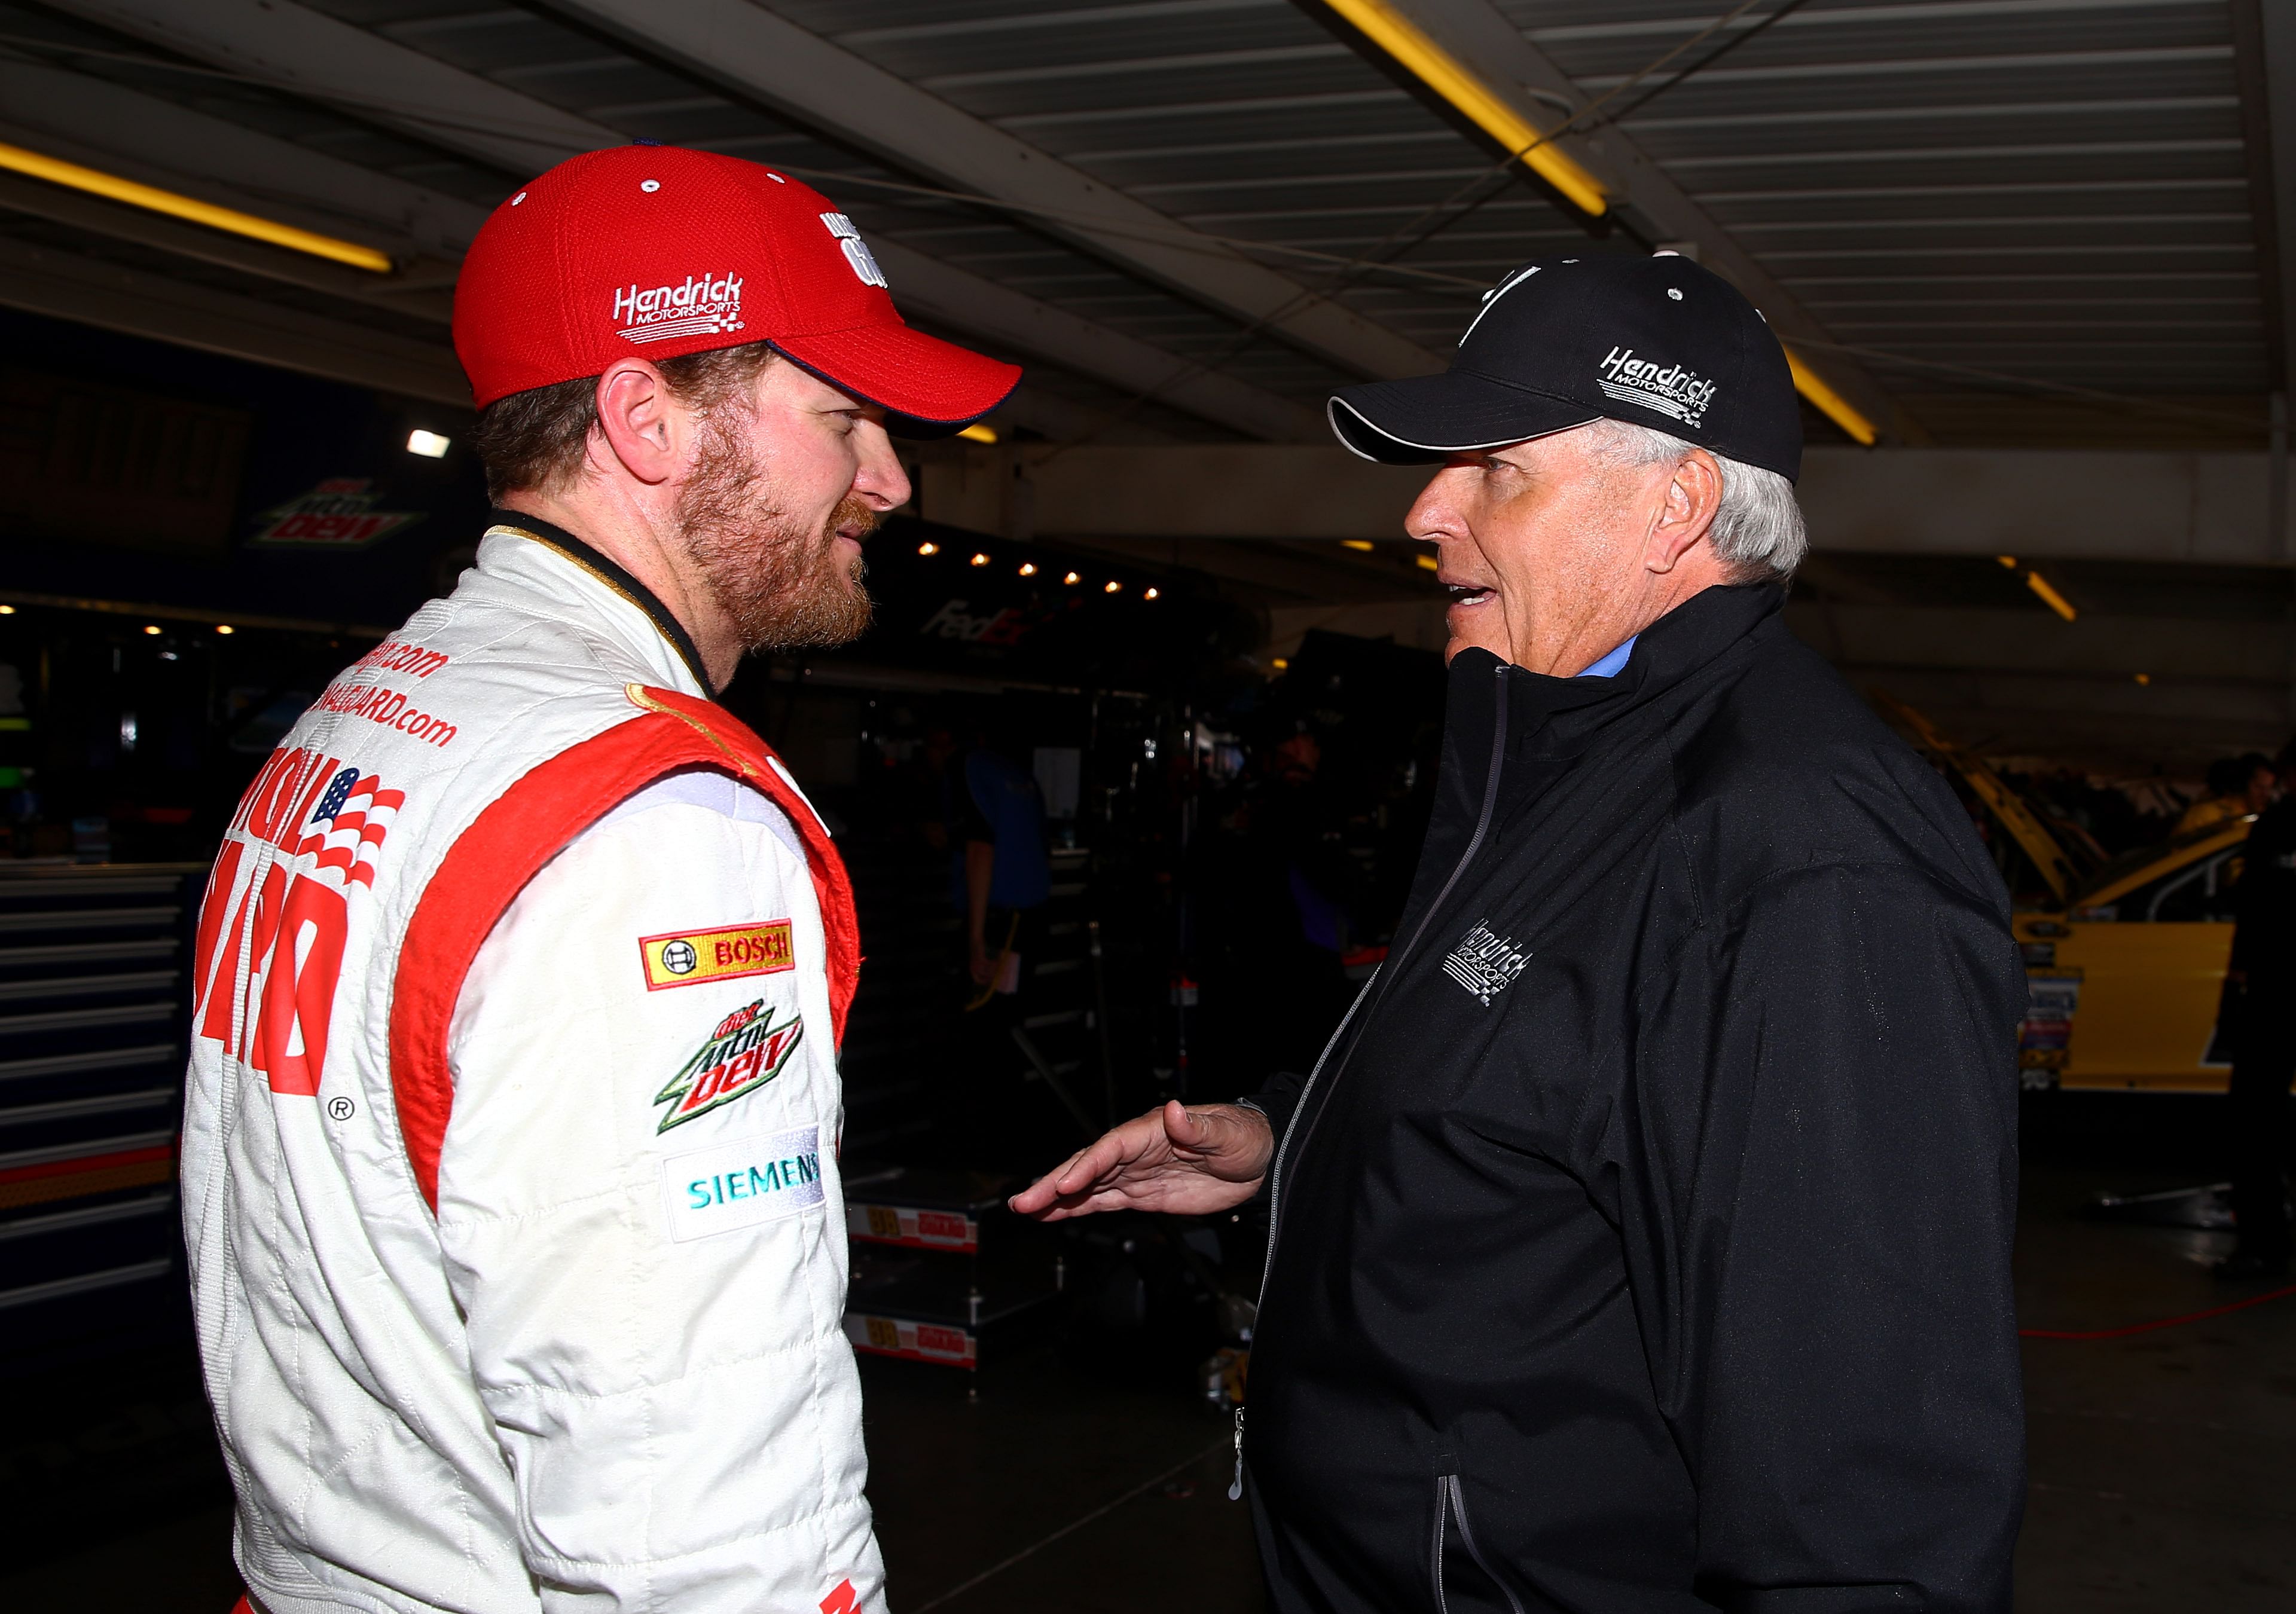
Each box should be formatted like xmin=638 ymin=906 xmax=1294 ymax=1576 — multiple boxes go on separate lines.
xmin=252 ymin=479 xmax=423 ymax=548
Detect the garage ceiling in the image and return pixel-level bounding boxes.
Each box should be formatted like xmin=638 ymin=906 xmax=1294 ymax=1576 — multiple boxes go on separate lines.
xmin=0 ymin=0 xmax=2288 ymax=768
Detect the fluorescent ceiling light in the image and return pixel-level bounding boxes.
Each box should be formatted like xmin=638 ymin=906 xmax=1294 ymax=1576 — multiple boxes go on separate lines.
xmin=1784 ymin=350 xmax=1878 ymax=447
xmin=2026 ymin=571 xmax=2078 ymax=622
xmin=405 ymin=429 xmax=451 ymax=458
xmin=1321 ymin=0 xmax=1607 ymax=217
xmin=0 ymin=139 xmax=393 ymax=274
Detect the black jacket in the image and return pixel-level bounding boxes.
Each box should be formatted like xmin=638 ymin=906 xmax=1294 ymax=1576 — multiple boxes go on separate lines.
xmin=1244 ymin=585 xmax=2025 ymax=1614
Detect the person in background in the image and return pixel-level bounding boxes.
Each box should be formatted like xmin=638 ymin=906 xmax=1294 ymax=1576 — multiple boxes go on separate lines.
xmin=2179 ymin=752 xmax=2276 ymax=834
xmin=939 ymin=710 xmax=1056 ymax=1161
xmin=1250 ymin=731 xmax=1357 ymax=1071
xmin=956 ymin=710 xmax=1052 ymax=999
xmin=2219 ymin=737 xmax=2296 ymax=1279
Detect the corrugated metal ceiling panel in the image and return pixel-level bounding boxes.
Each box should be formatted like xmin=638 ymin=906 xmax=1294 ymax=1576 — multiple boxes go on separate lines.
xmin=0 ymin=0 xmax=2270 ymax=444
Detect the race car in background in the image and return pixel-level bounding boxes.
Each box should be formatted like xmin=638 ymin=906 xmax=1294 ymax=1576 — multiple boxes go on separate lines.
xmin=1877 ymin=696 xmax=2250 ymax=1095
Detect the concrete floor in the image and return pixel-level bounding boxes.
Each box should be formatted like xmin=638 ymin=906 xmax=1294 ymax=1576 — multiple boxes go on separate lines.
xmin=2014 ymin=1098 xmax=2296 ymax=1612
xmin=2 ymin=1093 xmax=2288 ymax=1612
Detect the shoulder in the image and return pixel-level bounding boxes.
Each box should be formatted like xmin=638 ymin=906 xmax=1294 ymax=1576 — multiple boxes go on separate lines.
xmin=589 ymin=769 xmax=805 ymax=864
xmin=1665 ymin=620 xmax=2003 ymax=916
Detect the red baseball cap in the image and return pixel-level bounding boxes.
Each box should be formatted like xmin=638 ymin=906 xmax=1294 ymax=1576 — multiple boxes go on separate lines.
xmin=453 ymin=144 xmax=1021 ymax=433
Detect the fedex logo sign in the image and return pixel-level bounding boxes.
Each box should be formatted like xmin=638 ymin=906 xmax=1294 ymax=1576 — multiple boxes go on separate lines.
xmin=192 ymin=745 xmax=404 ymax=1096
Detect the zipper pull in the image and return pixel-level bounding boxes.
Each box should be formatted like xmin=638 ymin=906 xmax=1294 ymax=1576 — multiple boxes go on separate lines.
xmin=1227 ymin=1406 xmax=1245 ymax=1501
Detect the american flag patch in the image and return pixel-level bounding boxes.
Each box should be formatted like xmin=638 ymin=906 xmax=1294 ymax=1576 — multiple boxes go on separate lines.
xmin=294 ymin=766 xmax=405 ymax=889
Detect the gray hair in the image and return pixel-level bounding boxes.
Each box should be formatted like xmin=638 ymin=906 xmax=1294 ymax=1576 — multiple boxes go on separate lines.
xmin=1574 ymin=418 xmax=1807 ymax=583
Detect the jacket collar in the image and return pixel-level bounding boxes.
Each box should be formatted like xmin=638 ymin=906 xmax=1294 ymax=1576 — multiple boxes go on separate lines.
xmin=1434 ymin=582 xmax=1784 ymax=801
xmin=480 ymin=509 xmax=715 ymax=692
xmin=1448 ymin=582 xmax=1785 ymax=733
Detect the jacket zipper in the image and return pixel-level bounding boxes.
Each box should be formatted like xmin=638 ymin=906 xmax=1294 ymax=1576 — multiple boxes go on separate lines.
xmin=1432 ymin=1472 xmax=1528 ymax=1614
xmin=1258 ymin=660 xmax=1513 ymax=1303
xmin=1239 ymin=663 xmax=1515 ymax=1500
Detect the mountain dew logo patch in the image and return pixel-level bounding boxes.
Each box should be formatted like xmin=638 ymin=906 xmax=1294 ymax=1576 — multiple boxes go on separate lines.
xmin=654 ymin=999 xmax=804 ymax=1132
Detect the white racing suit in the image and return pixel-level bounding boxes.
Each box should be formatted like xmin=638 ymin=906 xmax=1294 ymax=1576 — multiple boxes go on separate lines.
xmin=181 ymin=517 xmax=884 ymax=1613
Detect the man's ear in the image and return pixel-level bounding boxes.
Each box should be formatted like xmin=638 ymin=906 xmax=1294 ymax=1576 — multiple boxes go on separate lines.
xmin=589 ymin=359 xmax=685 ymax=487
xmin=1645 ymin=449 xmax=1723 ymax=575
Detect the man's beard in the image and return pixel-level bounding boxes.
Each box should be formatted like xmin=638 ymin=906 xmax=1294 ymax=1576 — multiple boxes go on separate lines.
xmin=674 ymin=415 xmax=877 ymax=653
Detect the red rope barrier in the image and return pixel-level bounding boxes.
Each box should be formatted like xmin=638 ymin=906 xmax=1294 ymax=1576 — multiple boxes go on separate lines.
xmin=2019 ymin=1282 xmax=2296 ymax=1341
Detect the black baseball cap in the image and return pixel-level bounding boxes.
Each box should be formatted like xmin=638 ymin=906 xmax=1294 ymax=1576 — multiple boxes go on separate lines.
xmin=1328 ymin=253 xmax=1803 ymax=482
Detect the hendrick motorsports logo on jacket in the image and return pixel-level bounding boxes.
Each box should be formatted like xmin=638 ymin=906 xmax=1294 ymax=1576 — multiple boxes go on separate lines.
xmin=1443 ymin=921 xmax=1530 ymax=1007
xmin=1596 ymin=346 xmax=1717 ymax=429
xmin=654 ymin=999 xmax=804 ymax=1132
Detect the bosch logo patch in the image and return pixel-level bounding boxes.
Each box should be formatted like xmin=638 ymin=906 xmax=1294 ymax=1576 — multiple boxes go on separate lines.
xmin=639 ymin=920 xmax=795 ymax=991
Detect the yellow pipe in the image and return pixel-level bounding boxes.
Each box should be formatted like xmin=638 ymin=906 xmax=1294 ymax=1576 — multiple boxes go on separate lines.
xmin=1322 ymin=0 xmax=1607 ymax=217
xmin=1784 ymin=349 xmax=1878 ymax=447
xmin=0 ymin=139 xmax=393 ymax=274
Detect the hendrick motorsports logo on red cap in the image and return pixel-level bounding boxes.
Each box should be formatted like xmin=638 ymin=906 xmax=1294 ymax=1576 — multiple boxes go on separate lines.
xmin=453 ymin=144 xmax=1019 ymax=433
xmin=614 ymin=271 xmax=746 ymax=346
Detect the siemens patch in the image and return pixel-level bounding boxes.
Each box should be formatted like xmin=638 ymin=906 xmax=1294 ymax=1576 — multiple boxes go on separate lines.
xmin=661 ymin=1123 xmax=824 ymax=1243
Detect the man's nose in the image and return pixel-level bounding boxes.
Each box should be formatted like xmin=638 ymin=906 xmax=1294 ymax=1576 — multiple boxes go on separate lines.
xmin=853 ymin=420 xmax=912 ymax=512
xmin=1406 ymin=467 xmax=1474 ymax=542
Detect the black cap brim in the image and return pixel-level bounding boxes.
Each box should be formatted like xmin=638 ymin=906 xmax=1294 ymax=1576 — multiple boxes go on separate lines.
xmin=1329 ymin=371 xmax=1601 ymax=464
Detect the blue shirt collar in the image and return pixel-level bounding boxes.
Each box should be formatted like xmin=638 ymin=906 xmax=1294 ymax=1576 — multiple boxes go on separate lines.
xmin=1576 ymin=635 xmax=1637 ymax=679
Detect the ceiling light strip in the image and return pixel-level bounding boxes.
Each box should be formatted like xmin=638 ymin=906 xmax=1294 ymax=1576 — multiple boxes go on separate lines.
xmin=2025 ymin=571 xmax=2078 ymax=622
xmin=0 ymin=140 xmax=393 ymax=274
xmin=1784 ymin=349 xmax=1879 ymax=446
xmin=1321 ymin=0 xmax=1608 ymax=218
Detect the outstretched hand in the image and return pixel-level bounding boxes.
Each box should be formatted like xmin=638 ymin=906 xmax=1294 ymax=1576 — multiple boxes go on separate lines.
xmin=1009 ymin=1101 xmax=1274 ymax=1221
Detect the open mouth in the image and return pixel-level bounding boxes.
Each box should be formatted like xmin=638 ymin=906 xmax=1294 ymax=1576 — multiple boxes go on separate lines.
xmin=1442 ymin=582 xmax=1496 ymax=607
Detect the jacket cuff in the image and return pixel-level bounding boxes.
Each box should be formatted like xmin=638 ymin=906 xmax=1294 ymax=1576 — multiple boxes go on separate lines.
xmin=1238 ymin=1068 xmax=1308 ymax=1141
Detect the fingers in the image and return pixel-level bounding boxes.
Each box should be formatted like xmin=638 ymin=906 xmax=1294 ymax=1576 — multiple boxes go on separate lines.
xmin=1007 ymin=1107 xmax=1171 ymax=1218
xmin=1008 ymin=1145 xmax=1097 ymax=1215
xmin=1162 ymin=1101 xmax=1275 ymax=1180
xmin=1165 ymin=1100 xmax=1251 ymax=1153
xmin=1162 ymin=1099 xmax=1208 ymax=1149
xmin=1025 ymin=1187 xmax=1134 ymax=1222
xmin=1009 ymin=1129 xmax=1135 ymax=1213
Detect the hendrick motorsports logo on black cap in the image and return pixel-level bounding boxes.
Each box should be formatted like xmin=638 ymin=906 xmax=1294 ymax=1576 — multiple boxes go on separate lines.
xmin=1326 ymin=252 xmax=1803 ymax=484
xmin=1596 ymin=346 xmax=1718 ymax=429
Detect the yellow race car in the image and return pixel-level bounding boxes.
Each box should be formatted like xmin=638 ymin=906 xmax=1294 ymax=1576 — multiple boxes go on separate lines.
xmin=1879 ymin=696 xmax=2249 ymax=1094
